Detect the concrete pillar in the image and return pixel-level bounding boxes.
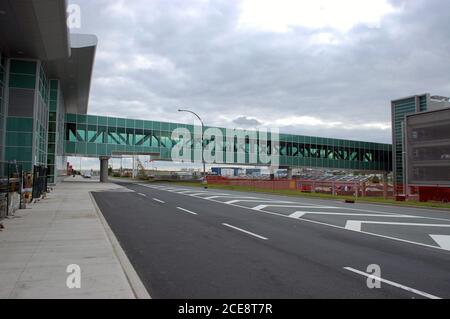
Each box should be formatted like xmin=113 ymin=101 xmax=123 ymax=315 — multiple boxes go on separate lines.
xmin=269 ymin=166 xmax=275 ymax=180
xmin=99 ymin=156 xmax=110 ymax=183
xmin=383 ymin=172 xmax=388 ymax=199
xmin=287 ymin=167 xmax=293 ymax=179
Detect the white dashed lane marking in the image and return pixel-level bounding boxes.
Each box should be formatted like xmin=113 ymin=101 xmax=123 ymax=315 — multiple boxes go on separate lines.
xmin=222 ymin=223 xmax=268 ymax=241
xmin=176 ymin=207 xmax=198 ymax=215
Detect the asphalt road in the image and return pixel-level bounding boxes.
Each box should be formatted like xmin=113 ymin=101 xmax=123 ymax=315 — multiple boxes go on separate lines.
xmin=92 ymin=182 xmax=450 ymax=299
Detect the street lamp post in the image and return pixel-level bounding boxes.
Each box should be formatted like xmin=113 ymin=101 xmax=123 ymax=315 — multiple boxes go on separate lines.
xmin=178 ymin=109 xmax=207 ymax=187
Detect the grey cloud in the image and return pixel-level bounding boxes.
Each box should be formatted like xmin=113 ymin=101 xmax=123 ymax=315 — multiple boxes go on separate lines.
xmin=232 ymin=116 xmax=262 ymax=127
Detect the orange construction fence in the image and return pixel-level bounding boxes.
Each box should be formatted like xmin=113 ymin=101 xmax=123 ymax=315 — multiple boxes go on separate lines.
xmin=206 ymin=176 xmax=393 ymax=198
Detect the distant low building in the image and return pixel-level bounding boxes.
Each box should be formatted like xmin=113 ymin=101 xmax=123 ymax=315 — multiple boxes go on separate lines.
xmin=211 ymin=167 xmax=242 ymax=177
xmin=245 ymin=168 xmax=261 ymax=177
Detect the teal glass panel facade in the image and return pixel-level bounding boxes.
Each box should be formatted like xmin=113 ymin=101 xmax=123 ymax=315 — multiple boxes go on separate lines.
xmin=8 ymin=60 xmax=37 ymax=89
xmin=5 ymin=117 xmax=34 ymax=172
xmin=4 ymin=59 xmax=50 ymax=173
xmin=4 ymin=59 xmax=39 ymax=172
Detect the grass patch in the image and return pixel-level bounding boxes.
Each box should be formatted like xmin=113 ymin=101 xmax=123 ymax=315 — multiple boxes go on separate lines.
xmin=149 ymin=180 xmax=450 ymax=211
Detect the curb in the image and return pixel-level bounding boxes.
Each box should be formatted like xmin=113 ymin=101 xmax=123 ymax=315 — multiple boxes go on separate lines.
xmin=89 ymin=191 xmax=151 ymax=299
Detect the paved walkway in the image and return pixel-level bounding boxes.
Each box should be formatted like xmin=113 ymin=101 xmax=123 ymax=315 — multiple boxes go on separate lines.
xmin=0 ymin=177 xmax=148 ymax=299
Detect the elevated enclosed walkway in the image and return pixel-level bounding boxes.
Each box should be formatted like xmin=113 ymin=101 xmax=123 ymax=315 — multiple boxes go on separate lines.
xmin=64 ymin=114 xmax=393 ymax=182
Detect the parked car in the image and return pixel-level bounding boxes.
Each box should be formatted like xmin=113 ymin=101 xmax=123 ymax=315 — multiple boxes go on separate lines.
xmin=82 ymin=171 xmax=92 ymax=178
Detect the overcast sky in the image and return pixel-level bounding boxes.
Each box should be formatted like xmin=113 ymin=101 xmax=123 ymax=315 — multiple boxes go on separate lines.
xmin=67 ymin=0 xmax=450 ymax=169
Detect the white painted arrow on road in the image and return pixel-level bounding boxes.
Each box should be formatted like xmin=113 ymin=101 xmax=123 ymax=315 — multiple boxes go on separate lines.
xmin=225 ymin=199 xmax=294 ymax=205
xmin=344 ymin=221 xmax=450 ymax=251
xmin=189 ymin=192 xmax=215 ymax=196
xmin=345 ymin=221 xmax=450 ymax=232
xmin=252 ymin=204 xmax=334 ymax=211
xmin=430 ymin=235 xmax=450 ymax=250
xmin=205 ymin=195 xmax=259 ymax=200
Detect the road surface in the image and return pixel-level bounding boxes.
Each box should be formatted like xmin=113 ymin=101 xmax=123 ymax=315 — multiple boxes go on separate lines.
xmin=92 ymin=182 xmax=450 ymax=299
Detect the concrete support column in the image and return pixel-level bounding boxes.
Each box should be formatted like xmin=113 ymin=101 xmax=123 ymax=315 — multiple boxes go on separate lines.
xmin=99 ymin=156 xmax=110 ymax=183
xmin=383 ymin=172 xmax=388 ymax=199
xmin=286 ymin=167 xmax=293 ymax=179
xmin=331 ymin=182 xmax=336 ymax=196
xmin=269 ymin=166 xmax=275 ymax=180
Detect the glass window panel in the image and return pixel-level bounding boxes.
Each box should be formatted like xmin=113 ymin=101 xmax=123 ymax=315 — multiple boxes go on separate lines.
xmin=144 ymin=121 xmax=152 ymax=129
xmin=77 ymin=114 xmax=86 ymax=124
xmin=117 ymin=118 xmax=126 ymax=127
xmin=117 ymin=127 xmax=126 ymax=145
xmin=107 ymin=117 xmax=117 ymax=127
xmin=47 ymin=143 xmax=55 ymax=154
xmin=10 ymin=60 xmax=37 ymax=75
xmin=88 ymin=125 xmax=97 ymax=142
xmin=87 ymin=143 xmax=96 ymax=155
xmin=98 ymin=116 xmax=107 ymax=126
xmin=135 ymin=120 xmax=144 ymax=129
xmin=66 ymin=113 xmax=77 ymax=123
xmin=88 ymin=115 xmax=98 ymax=125
xmin=126 ymin=119 xmax=135 ymax=128
xmin=76 ymin=124 xmax=86 ymax=141
xmin=9 ymin=74 xmax=36 ymax=89
xmin=49 ymin=112 xmax=56 ymax=122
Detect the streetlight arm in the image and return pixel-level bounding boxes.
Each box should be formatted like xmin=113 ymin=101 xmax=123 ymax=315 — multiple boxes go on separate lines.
xmin=178 ymin=109 xmax=204 ymax=128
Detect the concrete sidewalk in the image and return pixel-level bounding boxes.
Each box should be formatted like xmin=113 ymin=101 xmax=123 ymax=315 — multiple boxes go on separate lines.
xmin=0 ymin=177 xmax=149 ymax=299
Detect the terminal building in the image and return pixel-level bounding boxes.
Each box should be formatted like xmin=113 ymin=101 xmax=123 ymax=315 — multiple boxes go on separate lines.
xmin=0 ymin=0 xmax=97 ymax=184
xmin=0 ymin=0 xmax=448 ymax=202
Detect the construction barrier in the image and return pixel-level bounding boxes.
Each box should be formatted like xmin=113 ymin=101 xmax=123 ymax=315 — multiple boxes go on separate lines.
xmin=393 ymin=184 xmax=450 ymax=202
xmin=418 ymin=186 xmax=450 ymax=203
xmin=206 ymin=176 xmax=394 ymax=198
